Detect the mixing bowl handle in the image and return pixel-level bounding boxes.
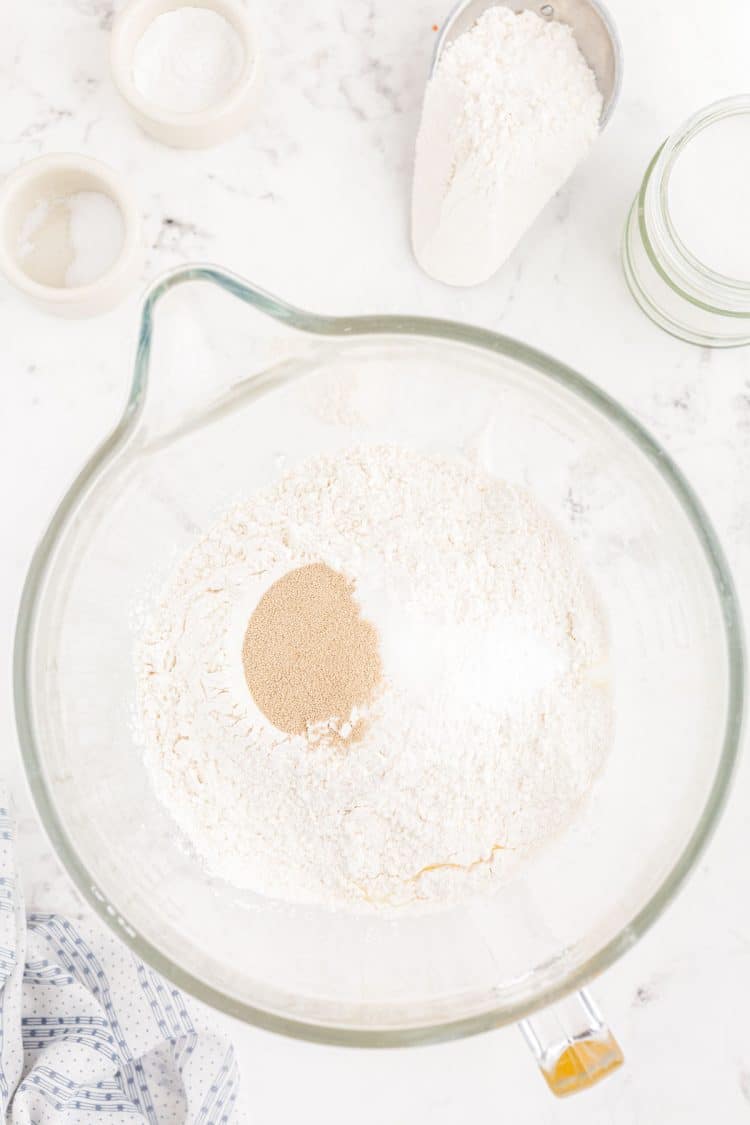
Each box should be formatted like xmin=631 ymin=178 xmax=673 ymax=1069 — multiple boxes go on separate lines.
xmin=519 ymin=987 xmax=623 ymax=1097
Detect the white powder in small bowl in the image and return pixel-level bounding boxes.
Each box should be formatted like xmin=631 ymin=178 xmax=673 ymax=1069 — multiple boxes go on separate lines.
xmin=132 ymin=7 xmax=245 ymax=114
xmin=412 ymin=7 xmax=602 ymax=286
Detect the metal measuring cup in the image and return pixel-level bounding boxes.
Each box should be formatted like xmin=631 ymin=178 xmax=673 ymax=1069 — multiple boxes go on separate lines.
xmin=431 ymin=0 xmax=623 ymax=129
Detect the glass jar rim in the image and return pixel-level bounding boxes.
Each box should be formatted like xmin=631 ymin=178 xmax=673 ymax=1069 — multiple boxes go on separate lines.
xmin=637 ymin=95 xmax=750 ymax=316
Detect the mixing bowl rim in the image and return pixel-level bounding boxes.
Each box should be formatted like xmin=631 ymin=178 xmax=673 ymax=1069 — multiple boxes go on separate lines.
xmin=14 ymin=263 xmax=745 ymax=1047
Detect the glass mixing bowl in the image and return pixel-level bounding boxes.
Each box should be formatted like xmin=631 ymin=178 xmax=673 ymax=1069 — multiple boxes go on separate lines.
xmin=14 ymin=266 xmax=744 ymax=1090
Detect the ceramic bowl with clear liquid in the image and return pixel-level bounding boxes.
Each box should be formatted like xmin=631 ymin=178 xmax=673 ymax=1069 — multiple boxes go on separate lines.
xmin=14 ymin=265 xmax=744 ymax=1094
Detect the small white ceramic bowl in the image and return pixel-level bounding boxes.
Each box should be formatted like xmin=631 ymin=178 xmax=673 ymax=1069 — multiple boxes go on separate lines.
xmin=0 ymin=153 xmax=142 ymax=318
xmin=110 ymin=0 xmax=260 ymax=149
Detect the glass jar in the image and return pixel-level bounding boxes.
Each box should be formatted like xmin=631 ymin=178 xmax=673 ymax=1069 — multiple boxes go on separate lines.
xmin=622 ymin=96 xmax=750 ymax=347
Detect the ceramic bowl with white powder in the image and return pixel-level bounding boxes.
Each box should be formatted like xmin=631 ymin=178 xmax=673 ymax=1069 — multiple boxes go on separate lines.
xmin=110 ymin=0 xmax=260 ymax=148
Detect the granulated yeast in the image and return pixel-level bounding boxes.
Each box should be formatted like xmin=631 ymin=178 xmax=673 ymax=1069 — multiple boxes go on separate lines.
xmin=242 ymin=563 xmax=381 ymax=740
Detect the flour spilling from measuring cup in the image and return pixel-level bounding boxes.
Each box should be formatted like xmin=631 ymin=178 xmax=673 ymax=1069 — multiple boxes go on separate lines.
xmin=134 ymin=445 xmax=612 ymax=909
xmin=412 ymin=7 xmax=602 ymax=286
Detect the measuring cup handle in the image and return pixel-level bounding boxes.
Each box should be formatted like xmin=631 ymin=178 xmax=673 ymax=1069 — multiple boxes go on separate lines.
xmin=519 ymin=988 xmax=623 ymax=1097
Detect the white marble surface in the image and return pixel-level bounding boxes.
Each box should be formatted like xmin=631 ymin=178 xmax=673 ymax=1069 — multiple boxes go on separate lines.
xmin=2 ymin=0 xmax=750 ymax=1118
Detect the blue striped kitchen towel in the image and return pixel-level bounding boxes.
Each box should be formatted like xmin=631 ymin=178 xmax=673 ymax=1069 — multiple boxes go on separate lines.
xmin=0 ymin=797 xmax=238 ymax=1124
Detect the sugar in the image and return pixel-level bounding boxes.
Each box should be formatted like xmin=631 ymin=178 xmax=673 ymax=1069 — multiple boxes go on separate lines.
xmin=132 ymin=7 xmax=245 ymax=114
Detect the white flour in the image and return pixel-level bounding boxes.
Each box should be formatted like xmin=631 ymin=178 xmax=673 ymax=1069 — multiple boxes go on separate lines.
xmin=135 ymin=446 xmax=612 ymax=909
xmin=412 ymin=7 xmax=602 ymax=286
xmin=132 ymin=7 xmax=244 ymax=113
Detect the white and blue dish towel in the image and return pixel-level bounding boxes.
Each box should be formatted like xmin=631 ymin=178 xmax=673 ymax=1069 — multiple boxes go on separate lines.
xmin=0 ymin=796 xmax=238 ymax=1124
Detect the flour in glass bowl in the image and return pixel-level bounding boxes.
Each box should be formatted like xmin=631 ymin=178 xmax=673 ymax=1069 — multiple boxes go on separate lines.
xmin=134 ymin=445 xmax=612 ymax=909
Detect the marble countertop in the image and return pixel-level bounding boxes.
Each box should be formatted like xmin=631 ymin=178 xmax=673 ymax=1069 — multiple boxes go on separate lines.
xmin=3 ymin=0 xmax=750 ymax=1119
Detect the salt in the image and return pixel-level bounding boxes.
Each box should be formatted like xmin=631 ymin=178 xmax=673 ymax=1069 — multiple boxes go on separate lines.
xmin=132 ymin=7 xmax=245 ymax=113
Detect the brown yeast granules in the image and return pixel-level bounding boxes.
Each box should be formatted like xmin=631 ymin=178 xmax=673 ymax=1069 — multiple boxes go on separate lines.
xmin=242 ymin=562 xmax=382 ymax=742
